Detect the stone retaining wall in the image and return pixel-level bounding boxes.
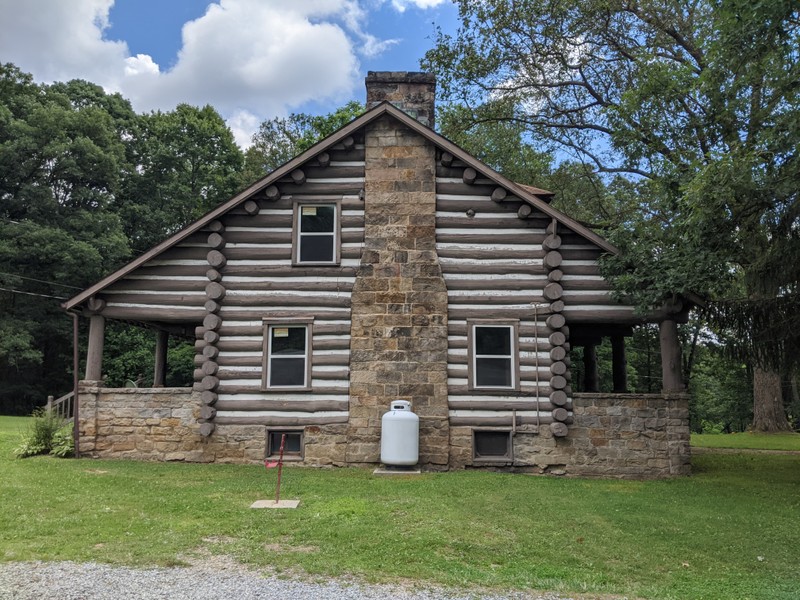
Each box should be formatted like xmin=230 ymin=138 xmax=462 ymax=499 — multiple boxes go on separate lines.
xmin=450 ymin=392 xmax=691 ymax=478
xmin=78 ymin=382 xmax=264 ymax=463
xmin=79 ymin=383 xmax=689 ymax=478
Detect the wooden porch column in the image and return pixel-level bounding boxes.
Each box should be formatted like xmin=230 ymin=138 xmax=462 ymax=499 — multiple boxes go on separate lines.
xmin=153 ymin=330 xmax=169 ymax=387
xmin=583 ymin=344 xmax=600 ymax=392
xmin=659 ymin=318 xmax=684 ymax=391
xmin=611 ymin=335 xmax=628 ymax=392
xmin=85 ymin=314 xmax=105 ymax=381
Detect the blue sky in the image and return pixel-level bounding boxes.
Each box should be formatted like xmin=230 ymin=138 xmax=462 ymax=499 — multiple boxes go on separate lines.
xmin=0 ymin=0 xmax=459 ymax=145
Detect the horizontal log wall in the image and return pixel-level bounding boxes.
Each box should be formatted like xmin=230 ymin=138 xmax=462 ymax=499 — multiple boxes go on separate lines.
xmin=436 ymin=169 xmax=558 ymax=427
xmin=98 ymin=231 xmax=211 ymax=322
xmin=557 ymin=240 xmax=636 ymax=323
xmin=435 ymin=164 xmax=634 ymax=429
xmin=207 ymin=141 xmax=366 ymax=428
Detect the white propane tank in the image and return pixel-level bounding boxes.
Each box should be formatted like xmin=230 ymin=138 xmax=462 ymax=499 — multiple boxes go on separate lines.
xmin=380 ymin=400 xmax=419 ymax=466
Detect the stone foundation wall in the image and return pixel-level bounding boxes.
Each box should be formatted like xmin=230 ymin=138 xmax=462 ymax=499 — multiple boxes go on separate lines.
xmin=78 ymin=382 xmax=349 ymax=465
xmin=79 ymin=383 xmax=689 ymax=478
xmin=450 ymin=393 xmax=691 ymax=479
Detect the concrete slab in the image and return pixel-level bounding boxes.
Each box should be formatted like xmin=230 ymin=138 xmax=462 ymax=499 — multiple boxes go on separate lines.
xmin=372 ymin=468 xmax=422 ymax=475
xmin=250 ymin=499 xmax=300 ymax=509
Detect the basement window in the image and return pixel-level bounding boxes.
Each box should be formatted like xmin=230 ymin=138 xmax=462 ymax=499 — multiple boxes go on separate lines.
xmin=473 ymin=430 xmax=512 ymax=462
xmin=293 ymin=202 xmax=340 ymax=265
xmin=267 ymin=430 xmax=303 ymax=459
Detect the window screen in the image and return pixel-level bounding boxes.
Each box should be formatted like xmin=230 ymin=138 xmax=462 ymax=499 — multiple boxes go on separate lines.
xmin=473 ymin=431 xmax=512 ymax=460
xmin=298 ymin=204 xmax=336 ymax=263
xmin=268 ymin=431 xmax=303 ymax=457
xmin=267 ymin=325 xmax=308 ymax=388
xmin=473 ymin=325 xmax=514 ymax=388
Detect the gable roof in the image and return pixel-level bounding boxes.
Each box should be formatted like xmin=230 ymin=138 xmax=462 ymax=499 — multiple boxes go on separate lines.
xmin=64 ymin=102 xmax=618 ymax=310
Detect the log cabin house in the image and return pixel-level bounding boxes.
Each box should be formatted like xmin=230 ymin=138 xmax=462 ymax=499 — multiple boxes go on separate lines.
xmin=64 ymin=72 xmax=691 ymax=478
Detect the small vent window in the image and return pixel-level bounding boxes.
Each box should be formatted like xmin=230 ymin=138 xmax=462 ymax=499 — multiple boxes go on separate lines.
xmin=267 ymin=430 xmax=303 ymax=458
xmin=473 ymin=430 xmax=512 ymax=461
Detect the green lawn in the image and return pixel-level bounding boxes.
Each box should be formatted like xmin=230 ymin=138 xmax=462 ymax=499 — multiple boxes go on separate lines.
xmin=2 ymin=416 xmax=799 ymax=600
xmin=692 ymin=431 xmax=800 ymax=451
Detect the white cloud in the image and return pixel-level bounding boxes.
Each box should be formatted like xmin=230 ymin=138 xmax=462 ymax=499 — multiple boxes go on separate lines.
xmin=228 ymin=109 xmax=262 ymax=149
xmin=0 ymin=0 xmax=128 ymax=87
xmin=390 ymin=0 xmax=446 ymax=13
xmin=124 ymin=54 xmax=160 ymax=77
xmin=0 ymin=0 xmax=443 ymax=145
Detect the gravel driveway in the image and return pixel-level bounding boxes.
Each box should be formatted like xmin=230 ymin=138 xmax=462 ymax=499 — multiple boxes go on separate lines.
xmin=0 ymin=561 xmax=605 ymax=600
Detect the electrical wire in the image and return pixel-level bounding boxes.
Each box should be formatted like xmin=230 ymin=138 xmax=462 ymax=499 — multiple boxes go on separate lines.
xmin=0 ymin=286 xmax=67 ymax=300
xmin=0 ymin=271 xmax=82 ymax=290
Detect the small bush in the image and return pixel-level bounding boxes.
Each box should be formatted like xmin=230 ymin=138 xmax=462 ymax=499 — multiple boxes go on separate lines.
xmin=14 ymin=409 xmax=70 ymax=458
xmin=50 ymin=424 xmax=75 ymax=458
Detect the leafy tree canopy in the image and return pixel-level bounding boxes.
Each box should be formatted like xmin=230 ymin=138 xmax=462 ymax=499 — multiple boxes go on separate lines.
xmin=121 ymin=104 xmax=244 ymax=251
xmin=423 ymin=0 xmax=800 ymax=371
xmin=245 ymin=100 xmax=364 ymax=177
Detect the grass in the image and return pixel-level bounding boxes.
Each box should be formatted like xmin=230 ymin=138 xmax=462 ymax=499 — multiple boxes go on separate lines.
xmin=692 ymin=431 xmax=800 ymax=451
xmin=2 ymin=416 xmax=799 ymax=600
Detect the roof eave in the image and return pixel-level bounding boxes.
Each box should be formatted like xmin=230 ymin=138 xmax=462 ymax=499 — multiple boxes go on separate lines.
xmin=63 ymin=104 xmax=396 ymax=310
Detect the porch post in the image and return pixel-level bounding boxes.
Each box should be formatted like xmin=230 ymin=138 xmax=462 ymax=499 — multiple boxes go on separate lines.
xmin=611 ymin=335 xmax=628 ymax=392
xmin=583 ymin=344 xmax=600 ymax=392
xmin=153 ymin=329 xmax=169 ymax=387
xmin=659 ymin=318 xmax=684 ymax=391
xmin=85 ymin=314 xmax=105 ymax=381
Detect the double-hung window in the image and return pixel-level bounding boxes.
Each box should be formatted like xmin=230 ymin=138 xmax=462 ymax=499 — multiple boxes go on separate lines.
xmin=293 ymin=202 xmax=340 ymax=265
xmin=262 ymin=319 xmax=312 ymax=391
xmin=468 ymin=320 xmax=519 ymax=391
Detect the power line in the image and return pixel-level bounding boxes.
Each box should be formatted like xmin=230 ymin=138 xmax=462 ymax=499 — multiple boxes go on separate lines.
xmin=0 ymin=286 xmax=67 ymax=300
xmin=0 ymin=271 xmax=82 ymax=290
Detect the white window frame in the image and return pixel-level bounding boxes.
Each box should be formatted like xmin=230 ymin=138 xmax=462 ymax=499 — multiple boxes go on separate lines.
xmin=292 ymin=201 xmax=341 ymax=265
xmin=261 ymin=319 xmax=313 ymax=391
xmin=468 ymin=320 xmax=520 ymax=391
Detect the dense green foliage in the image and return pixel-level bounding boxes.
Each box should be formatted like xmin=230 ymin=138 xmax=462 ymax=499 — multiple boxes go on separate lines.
xmin=692 ymin=432 xmax=800 ymax=451
xmin=120 ymin=104 xmax=244 ymax=252
xmin=424 ymin=0 xmax=800 ymax=429
xmin=0 ymin=63 xmax=244 ymax=414
xmin=12 ymin=409 xmax=72 ymax=458
xmin=1 ymin=417 xmax=798 ymax=599
xmin=244 ymin=100 xmax=364 ymax=176
xmin=0 ymin=64 xmax=133 ymax=414
xmin=424 ymin=1 xmax=799 ymax=341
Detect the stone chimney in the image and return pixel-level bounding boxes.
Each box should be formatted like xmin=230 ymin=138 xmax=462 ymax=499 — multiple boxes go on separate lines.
xmin=346 ymin=71 xmax=449 ymax=468
xmin=365 ymin=71 xmax=436 ymax=128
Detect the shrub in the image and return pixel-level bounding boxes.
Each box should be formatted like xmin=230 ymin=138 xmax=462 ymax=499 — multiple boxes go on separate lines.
xmin=50 ymin=424 xmax=75 ymax=458
xmin=13 ymin=409 xmax=71 ymax=458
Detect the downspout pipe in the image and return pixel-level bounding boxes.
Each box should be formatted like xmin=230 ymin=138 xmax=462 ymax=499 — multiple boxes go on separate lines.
xmin=65 ymin=309 xmax=80 ymax=458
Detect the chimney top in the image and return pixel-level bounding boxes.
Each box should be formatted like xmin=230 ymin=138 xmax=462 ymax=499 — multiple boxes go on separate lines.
xmin=365 ymin=71 xmax=436 ymax=128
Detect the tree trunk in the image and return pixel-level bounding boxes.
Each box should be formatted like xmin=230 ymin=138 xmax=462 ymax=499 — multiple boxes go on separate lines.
xmin=752 ymin=368 xmax=791 ymax=432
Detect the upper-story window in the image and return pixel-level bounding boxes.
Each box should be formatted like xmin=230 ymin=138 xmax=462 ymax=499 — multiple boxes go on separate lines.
xmin=468 ymin=320 xmax=519 ymax=391
xmin=293 ymin=202 xmax=340 ymax=265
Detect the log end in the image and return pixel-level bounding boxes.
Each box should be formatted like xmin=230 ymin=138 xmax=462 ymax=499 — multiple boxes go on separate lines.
xmin=550 ymin=422 xmax=568 ymax=437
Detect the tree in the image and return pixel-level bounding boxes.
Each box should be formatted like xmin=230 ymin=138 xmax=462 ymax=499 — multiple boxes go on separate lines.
xmin=438 ymin=102 xmax=617 ymax=230
xmin=424 ymin=0 xmax=800 ymax=430
xmin=244 ymin=101 xmax=364 ymax=178
xmin=0 ymin=64 xmax=132 ymax=413
xmin=121 ymin=104 xmax=244 ymax=251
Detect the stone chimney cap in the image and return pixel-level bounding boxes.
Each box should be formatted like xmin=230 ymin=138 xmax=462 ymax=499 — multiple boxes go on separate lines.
xmin=365 ymin=71 xmax=436 ymax=128
xmin=365 ymin=71 xmax=436 ymax=84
